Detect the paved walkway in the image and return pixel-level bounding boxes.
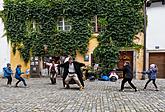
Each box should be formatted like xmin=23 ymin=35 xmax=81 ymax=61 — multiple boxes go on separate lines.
xmin=0 ymin=77 xmax=165 ymax=112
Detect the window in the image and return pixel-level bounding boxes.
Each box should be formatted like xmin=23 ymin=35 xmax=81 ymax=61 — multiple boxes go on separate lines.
xmin=26 ymin=20 xmax=40 ymax=34
xmin=57 ymin=17 xmax=71 ymax=31
xmin=91 ymin=16 xmax=107 ymax=33
xmin=91 ymin=16 xmax=98 ymax=33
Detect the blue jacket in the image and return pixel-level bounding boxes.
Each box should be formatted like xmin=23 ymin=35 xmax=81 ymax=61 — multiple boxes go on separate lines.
xmin=147 ymin=68 xmax=157 ymax=79
xmin=15 ymin=67 xmax=24 ymax=79
xmin=3 ymin=67 xmax=13 ymax=77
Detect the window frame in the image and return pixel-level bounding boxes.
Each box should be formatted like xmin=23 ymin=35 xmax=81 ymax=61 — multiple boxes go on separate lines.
xmin=92 ymin=15 xmax=106 ymax=33
xmin=57 ymin=17 xmax=71 ymax=31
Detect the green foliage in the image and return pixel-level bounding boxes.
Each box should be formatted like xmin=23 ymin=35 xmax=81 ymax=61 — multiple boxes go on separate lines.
xmin=94 ymin=0 xmax=144 ymax=71
xmin=1 ymin=0 xmax=144 ymax=70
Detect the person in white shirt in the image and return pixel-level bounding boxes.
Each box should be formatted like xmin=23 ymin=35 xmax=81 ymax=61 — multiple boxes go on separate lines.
xmin=58 ymin=57 xmax=85 ymax=91
xmin=45 ymin=61 xmax=58 ymax=84
xmin=64 ymin=55 xmax=71 ymax=63
xmin=109 ymin=69 xmax=118 ymax=82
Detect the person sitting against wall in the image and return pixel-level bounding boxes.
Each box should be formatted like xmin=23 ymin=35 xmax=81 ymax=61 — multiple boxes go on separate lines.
xmin=109 ymin=69 xmax=118 ymax=82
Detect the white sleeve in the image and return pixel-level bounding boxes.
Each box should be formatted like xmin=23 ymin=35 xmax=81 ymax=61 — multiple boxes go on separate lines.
xmin=45 ymin=62 xmax=51 ymax=66
xmin=64 ymin=57 xmax=69 ymax=63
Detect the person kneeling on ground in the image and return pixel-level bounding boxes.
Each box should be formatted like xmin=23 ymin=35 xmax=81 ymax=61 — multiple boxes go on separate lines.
xmin=57 ymin=56 xmax=85 ymax=91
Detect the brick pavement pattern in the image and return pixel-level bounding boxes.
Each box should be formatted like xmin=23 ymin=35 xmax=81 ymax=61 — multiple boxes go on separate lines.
xmin=0 ymin=78 xmax=165 ymax=112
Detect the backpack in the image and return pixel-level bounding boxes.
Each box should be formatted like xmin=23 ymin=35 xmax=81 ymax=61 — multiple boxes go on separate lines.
xmin=101 ymin=75 xmax=110 ymax=81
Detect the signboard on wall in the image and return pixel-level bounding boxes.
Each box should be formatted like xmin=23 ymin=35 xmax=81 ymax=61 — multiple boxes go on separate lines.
xmin=30 ymin=56 xmax=41 ymax=78
xmin=84 ymin=54 xmax=89 ymax=62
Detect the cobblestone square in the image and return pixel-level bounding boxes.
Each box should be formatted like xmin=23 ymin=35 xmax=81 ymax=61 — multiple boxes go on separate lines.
xmin=0 ymin=78 xmax=165 ymax=112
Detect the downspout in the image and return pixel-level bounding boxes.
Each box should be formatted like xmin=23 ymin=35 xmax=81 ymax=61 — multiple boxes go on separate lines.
xmin=141 ymin=0 xmax=147 ymax=80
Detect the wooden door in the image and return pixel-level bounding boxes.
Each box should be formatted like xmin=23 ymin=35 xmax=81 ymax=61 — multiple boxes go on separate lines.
xmin=149 ymin=53 xmax=165 ymax=78
xmin=118 ymin=51 xmax=133 ymax=70
xmin=117 ymin=51 xmax=134 ymax=78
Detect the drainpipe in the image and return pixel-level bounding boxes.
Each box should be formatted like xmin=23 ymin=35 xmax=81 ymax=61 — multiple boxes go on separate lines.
xmin=141 ymin=0 xmax=147 ymax=80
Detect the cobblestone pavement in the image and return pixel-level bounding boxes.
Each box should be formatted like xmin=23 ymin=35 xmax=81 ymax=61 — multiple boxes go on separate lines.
xmin=0 ymin=77 xmax=165 ymax=112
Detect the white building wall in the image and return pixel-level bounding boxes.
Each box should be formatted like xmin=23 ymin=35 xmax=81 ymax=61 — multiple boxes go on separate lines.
xmin=0 ymin=0 xmax=10 ymax=75
xmin=146 ymin=3 xmax=165 ymax=50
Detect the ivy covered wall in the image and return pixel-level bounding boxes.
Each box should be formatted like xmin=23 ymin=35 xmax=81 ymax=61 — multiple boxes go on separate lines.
xmin=1 ymin=0 xmax=144 ymax=69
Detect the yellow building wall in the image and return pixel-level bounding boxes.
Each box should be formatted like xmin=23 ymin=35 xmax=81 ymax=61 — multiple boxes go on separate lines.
xmin=10 ymin=50 xmax=30 ymax=78
xmin=134 ymin=32 xmax=144 ymax=79
xmin=10 ymin=34 xmax=99 ymax=77
xmin=76 ymin=33 xmax=144 ymax=80
xmin=76 ymin=34 xmax=99 ymax=66
xmin=10 ymin=33 xmax=144 ymax=79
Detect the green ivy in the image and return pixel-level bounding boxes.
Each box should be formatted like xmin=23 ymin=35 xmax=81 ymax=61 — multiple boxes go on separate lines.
xmin=1 ymin=0 xmax=144 ymax=70
xmin=94 ymin=0 xmax=144 ymax=71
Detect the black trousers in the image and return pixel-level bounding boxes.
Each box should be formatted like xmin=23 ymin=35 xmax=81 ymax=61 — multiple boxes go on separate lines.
xmin=50 ymin=72 xmax=56 ymax=84
xmin=121 ymin=78 xmax=136 ymax=90
xmin=16 ymin=77 xmax=27 ymax=86
xmin=6 ymin=76 xmax=12 ymax=85
xmin=144 ymin=79 xmax=157 ymax=89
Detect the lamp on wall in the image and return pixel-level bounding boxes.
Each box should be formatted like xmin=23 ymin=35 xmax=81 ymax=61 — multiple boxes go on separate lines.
xmin=155 ymin=46 xmax=159 ymax=49
xmin=146 ymin=0 xmax=152 ymax=7
xmin=146 ymin=0 xmax=165 ymax=6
